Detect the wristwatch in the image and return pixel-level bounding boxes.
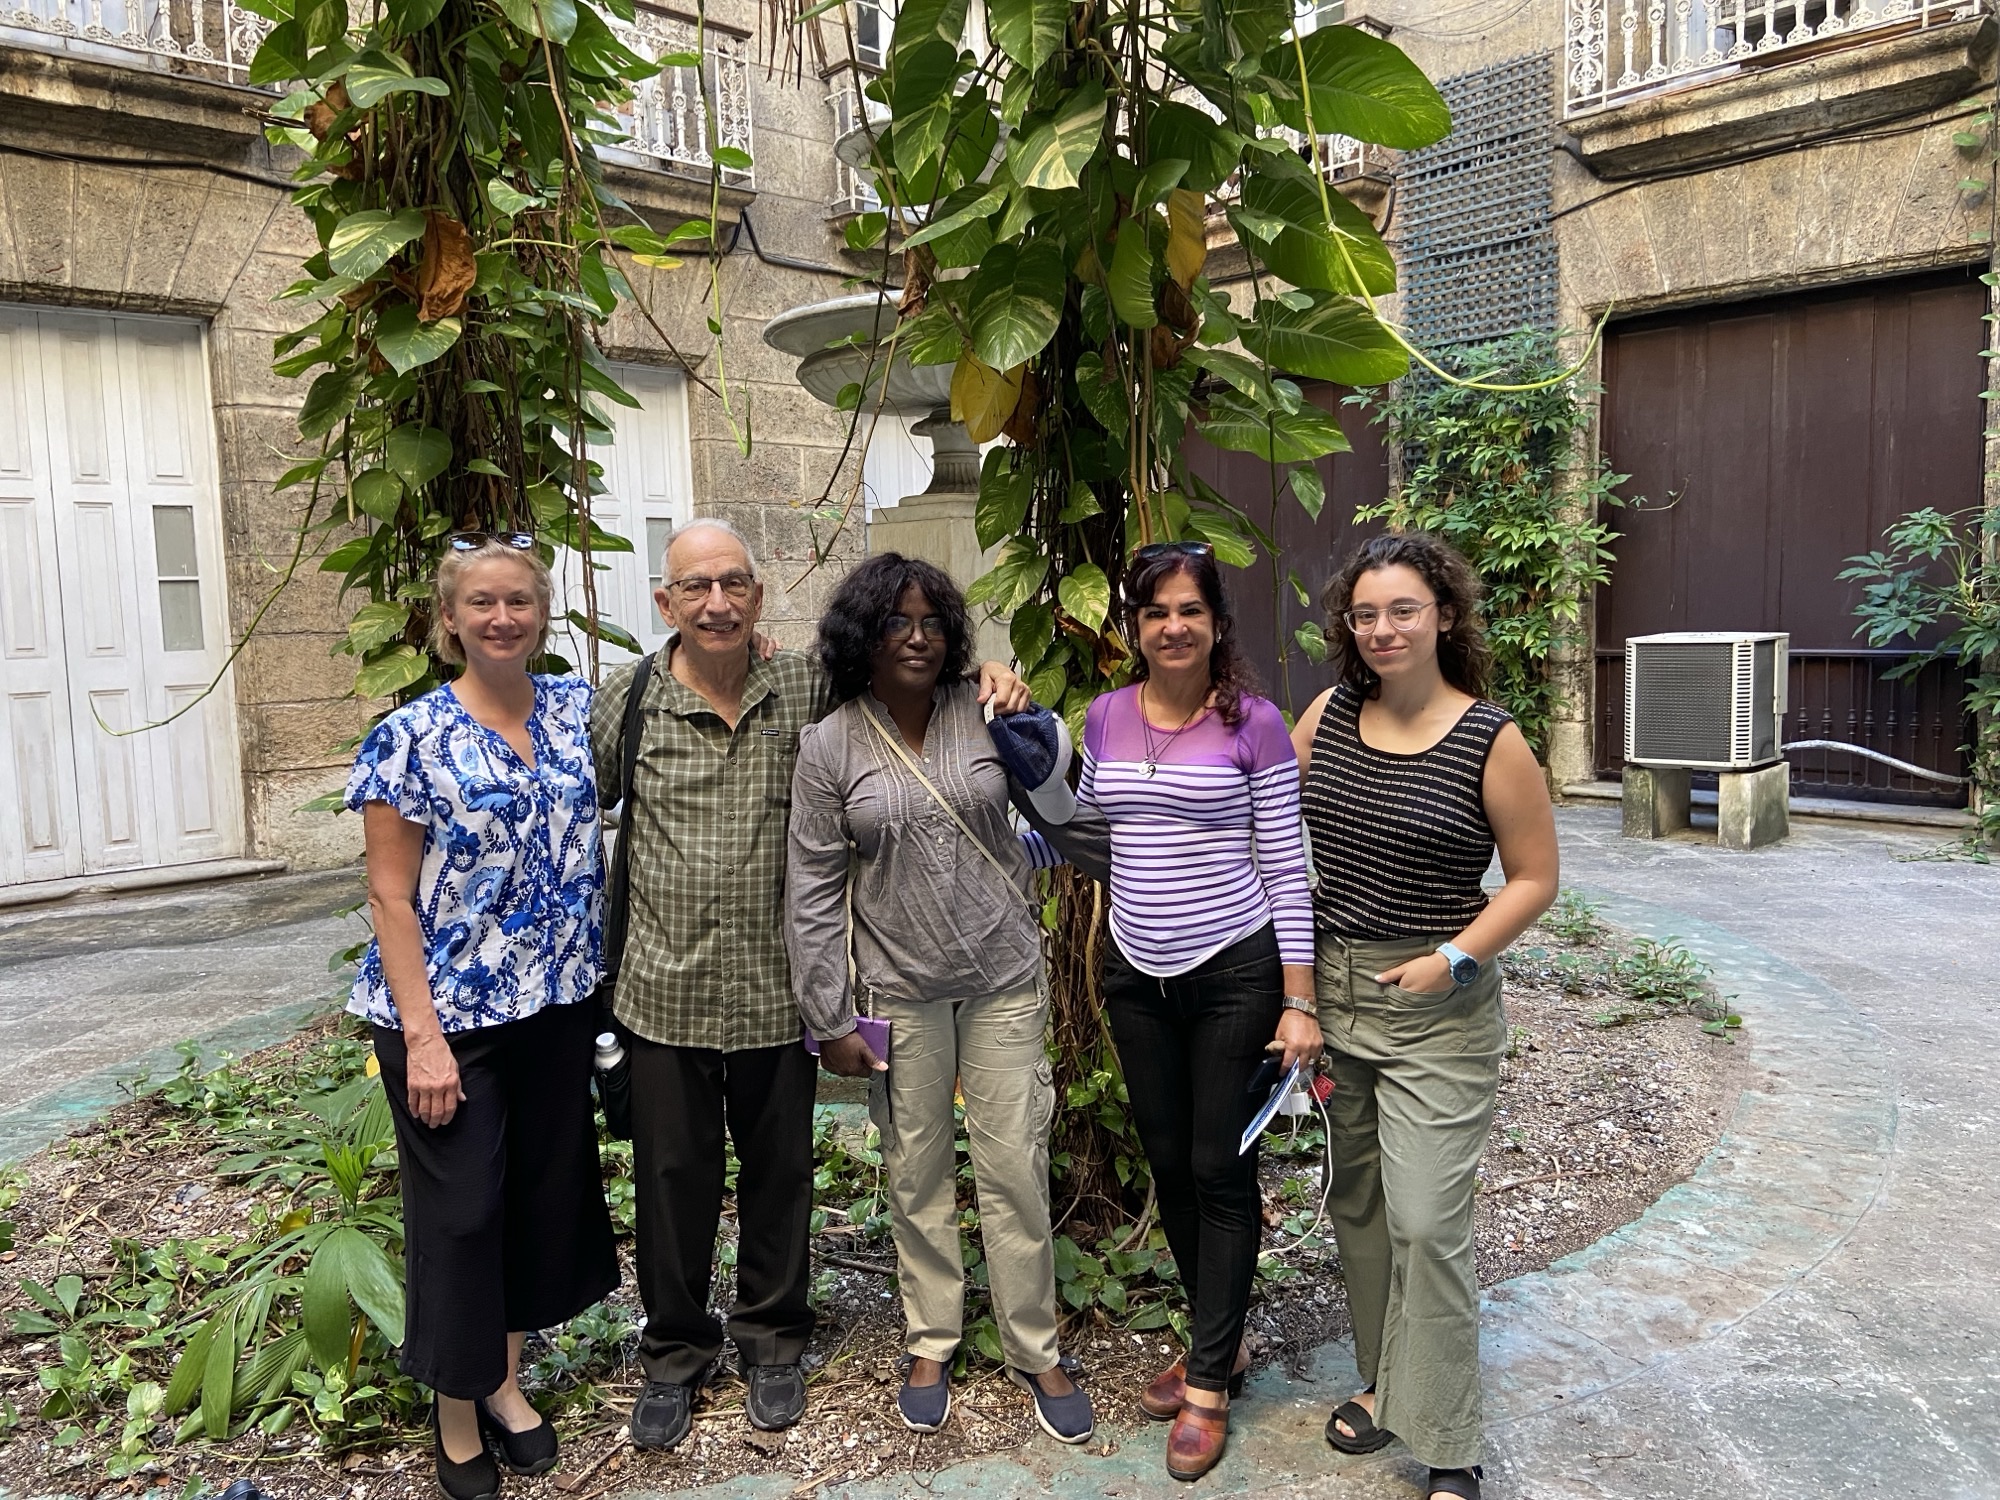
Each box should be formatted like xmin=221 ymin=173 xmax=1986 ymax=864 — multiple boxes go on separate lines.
xmin=1281 ymin=993 xmax=1318 ymax=1017
xmin=1437 ymin=942 xmax=1480 ymax=987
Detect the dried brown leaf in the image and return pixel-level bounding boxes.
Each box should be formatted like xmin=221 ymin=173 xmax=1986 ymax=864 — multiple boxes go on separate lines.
xmin=417 ymin=211 xmax=477 ymax=322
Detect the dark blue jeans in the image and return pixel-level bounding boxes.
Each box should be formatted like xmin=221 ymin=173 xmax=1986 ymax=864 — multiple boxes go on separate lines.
xmin=1103 ymin=924 xmax=1283 ymax=1391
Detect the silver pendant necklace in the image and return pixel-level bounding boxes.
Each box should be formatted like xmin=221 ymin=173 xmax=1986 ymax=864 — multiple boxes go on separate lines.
xmin=1140 ymin=682 xmax=1204 ymax=776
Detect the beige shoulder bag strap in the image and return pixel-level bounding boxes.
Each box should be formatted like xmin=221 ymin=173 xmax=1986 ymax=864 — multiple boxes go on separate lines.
xmin=862 ymin=706 xmax=1035 ymax=908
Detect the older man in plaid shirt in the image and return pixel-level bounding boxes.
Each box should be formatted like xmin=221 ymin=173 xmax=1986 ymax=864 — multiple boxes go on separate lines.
xmin=592 ymin=518 xmax=1027 ymax=1451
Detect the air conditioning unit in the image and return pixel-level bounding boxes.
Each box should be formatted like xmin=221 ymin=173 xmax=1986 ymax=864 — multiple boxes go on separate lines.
xmin=1625 ymin=632 xmax=1788 ymax=771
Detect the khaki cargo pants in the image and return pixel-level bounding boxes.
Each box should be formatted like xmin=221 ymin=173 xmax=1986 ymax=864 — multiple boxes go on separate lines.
xmin=867 ymin=973 xmax=1061 ymax=1373
xmin=1315 ymin=932 xmax=1505 ymax=1472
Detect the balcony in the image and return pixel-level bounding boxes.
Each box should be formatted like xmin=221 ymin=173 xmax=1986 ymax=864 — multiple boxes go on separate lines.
xmin=605 ymin=10 xmax=754 ymax=187
xmin=0 ymin=0 xmax=752 ymax=187
xmin=1563 ymin=0 xmax=1996 ymax=177
xmin=0 ymin=0 xmax=272 ymax=84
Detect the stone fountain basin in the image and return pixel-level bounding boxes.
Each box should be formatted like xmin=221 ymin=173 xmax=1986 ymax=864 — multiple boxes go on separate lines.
xmin=762 ymin=292 xmax=951 ymax=412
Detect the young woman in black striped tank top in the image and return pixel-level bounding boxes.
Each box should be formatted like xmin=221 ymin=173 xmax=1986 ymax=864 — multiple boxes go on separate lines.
xmin=1288 ymin=533 xmax=1558 ymax=1500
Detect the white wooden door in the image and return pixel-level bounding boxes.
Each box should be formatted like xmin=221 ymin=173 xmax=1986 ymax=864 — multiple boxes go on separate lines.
xmin=0 ymin=307 xmax=243 ymax=887
xmin=555 ymin=362 xmax=692 ymax=670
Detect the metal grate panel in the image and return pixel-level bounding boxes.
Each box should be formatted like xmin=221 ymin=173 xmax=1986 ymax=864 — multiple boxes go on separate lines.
xmin=1398 ymin=54 xmax=1558 ymax=350
xmin=1628 ymin=641 xmax=1736 ymax=765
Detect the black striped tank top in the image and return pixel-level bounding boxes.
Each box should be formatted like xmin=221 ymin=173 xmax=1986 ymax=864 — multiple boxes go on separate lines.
xmin=1300 ymin=683 xmax=1513 ymax=939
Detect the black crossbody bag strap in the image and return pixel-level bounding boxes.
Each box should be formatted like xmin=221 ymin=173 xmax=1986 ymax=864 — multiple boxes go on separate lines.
xmin=599 ymin=653 xmax=655 ymax=1000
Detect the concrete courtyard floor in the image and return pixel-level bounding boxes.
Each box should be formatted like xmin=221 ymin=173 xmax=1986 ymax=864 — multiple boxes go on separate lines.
xmin=0 ymin=808 xmax=1994 ymax=1498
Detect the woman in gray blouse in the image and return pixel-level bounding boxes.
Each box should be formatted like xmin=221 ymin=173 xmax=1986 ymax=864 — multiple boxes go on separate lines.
xmin=785 ymin=553 xmax=1093 ymax=1445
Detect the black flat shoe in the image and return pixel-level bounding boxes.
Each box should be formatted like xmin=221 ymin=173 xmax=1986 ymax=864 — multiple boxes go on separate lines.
xmin=1428 ymin=1466 xmax=1482 ymax=1499
xmin=434 ymin=1409 xmax=501 ymax=1500
xmin=476 ymin=1398 xmax=558 ymax=1476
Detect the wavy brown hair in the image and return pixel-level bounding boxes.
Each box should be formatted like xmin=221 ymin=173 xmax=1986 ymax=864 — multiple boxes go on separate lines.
xmin=1121 ymin=544 xmax=1256 ymax=727
xmin=1323 ymin=532 xmax=1494 ymax=700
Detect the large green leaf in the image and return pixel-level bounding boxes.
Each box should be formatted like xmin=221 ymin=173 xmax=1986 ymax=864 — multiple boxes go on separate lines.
xmin=965 ymin=535 xmax=1049 ymax=614
xmin=326 ymin=208 xmax=426 ymax=279
xmin=1197 ymin=389 xmax=1351 ymax=463
xmin=201 ymin=1302 xmax=238 ymax=1439
xmin=375 ymin=305 xmax=463 ymax=376
xmin=566 ymin=5 xmax=651 ymax=77
xmin=247 ymin=19 xmax=306 ymax=85
xmin=1107 ymin=215 xmax=1158 ymax=330
xmin=354 ymin=644 xmax=429 ymax=699
xmin=901 ymin=178 xmax=1007 ymax=251
xmin=976 ymin=449 xmax=1034 ymax=550
xmin=968 ymin=238 xmax=1065 ymax=371
xmin=1240 ymin=294 xmax=1407 ymax=385
xmin=1268 ymin=23 xmax=1451 ymax=148
xmin=385 ymin=423 xmax=452 ymax=488
xmin=344 ymin=50 xmax=451 ymax=107
xmin=345 ymin=601 xmax=410 ymax=654
xmin=297 ymin=367 xmax=363 ymax=440
xmin=493 ymin=0 xmax=577 ymax=42
xmin=988 ymin=0 xmax=1065 ymax=71
xmin=1237 ymin=169 xmax=1394 ymax=296
xmin=1011 ymin=82 xmax=1106 ymax=191
xmin=301 ymin=1233 xmax=351 ymax=1373
xmin=1145 ymin=101 xmax=1242 ymax=196
xmin=332 ymin=1226 xmax=406 ymax=1345
xmin=1011 ymin=601 xmax=1055 ymax=674
xmin=162 ymin=1318 xmax=216 ymax=1417
xmin=350 ymin=468 xmax=403 ymax=522
xmin=890 ymin=0 xmax=967 ymax=59
xmin=1057 ymin=564 xmax=1111 ymax=632
xmin=889 ymin=38 xmax=963 ymax=182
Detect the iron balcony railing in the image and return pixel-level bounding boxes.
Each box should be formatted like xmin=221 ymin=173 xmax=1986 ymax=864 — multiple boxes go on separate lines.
xmin=1564 ymin=0 xmax=1984 ymax=117
xmin=1 ymin=0 xmax=272 ymax=82
xmin=2 ymin=0 xmax=751 ymax=185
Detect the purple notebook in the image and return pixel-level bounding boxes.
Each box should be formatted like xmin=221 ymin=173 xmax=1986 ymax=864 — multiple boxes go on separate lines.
xmin=803 ymin=1015 xmax=892 ymax=1063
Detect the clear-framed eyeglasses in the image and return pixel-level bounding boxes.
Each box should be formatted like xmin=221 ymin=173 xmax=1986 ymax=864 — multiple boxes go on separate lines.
xmin=667 ymin=571 xmax=756 ymax=603
xmin=1342 ymin=600 xmax=1438 ymax=634
xmin=882 ymin=613 xmax=947 ymax=642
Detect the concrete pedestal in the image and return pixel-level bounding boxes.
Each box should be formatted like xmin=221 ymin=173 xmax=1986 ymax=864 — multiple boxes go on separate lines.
xmin=1719 ymin=761 xmax=1791 ymax=850
xmin=1622 ymin=765 xmax=1692 ymax=839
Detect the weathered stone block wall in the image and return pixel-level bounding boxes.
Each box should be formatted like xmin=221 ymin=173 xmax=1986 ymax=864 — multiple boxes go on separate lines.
xmin=0 ymin=28 xmax=870 ymax=875
xmin=1356 ymin=3 xmax=1996 ymax=784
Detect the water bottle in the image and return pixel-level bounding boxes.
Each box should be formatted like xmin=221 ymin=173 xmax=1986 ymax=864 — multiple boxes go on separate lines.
xmin=594 ymin=1031 xmax=633 ymax=1140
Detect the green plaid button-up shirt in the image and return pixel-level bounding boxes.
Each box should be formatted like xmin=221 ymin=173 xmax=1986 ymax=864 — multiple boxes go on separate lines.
xmin=591 ymin=646 xmax=833 ymax=1052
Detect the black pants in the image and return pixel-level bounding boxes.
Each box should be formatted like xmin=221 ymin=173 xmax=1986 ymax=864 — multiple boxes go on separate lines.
xmin=374 ymin=1001 xmax=619 ymax=1399
xmin=1103 ymin=924 xmax=1283 ymax=1392
xmin=629 ymin=1036 xmax=817 ymax=1385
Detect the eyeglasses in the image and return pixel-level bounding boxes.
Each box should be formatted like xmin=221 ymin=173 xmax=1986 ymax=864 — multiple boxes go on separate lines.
xmin=1343 ymin=600 xmax=1438 ymax=634
xmin=448 ymin=531 xmax=536 ymax=552
xmin=666 ymin=572 xmax=756 ymax=603
xmin=882 ymin=613 xmax=947 ymax=642
xmin=1133 ymin=541 xmax=1214 ymax=563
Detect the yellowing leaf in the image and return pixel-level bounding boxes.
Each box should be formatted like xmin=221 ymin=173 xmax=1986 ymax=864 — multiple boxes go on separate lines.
xmin=364 ymin=1051 xmax=381 ymax=1078
xmin=950 ymin=350 xmax=1026 ymax=444
xmin=1167 ymin=188 xmax=1207 ymax=290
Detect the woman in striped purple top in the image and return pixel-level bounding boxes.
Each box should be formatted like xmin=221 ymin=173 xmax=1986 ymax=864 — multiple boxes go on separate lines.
xmin=1080 ymin=541 xmax=1318 ymax=1482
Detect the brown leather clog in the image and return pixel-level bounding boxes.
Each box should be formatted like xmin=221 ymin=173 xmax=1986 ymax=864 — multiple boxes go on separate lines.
xmin=1165 ymin=1400 xmax=1230 ymax=1482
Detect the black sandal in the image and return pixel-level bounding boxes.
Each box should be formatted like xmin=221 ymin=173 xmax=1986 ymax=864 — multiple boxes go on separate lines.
xmin=1323 ymin=1386 xmax=1395 ymax=1454
xmin=1427 ymin=1466 xmax=1482 ymax=1500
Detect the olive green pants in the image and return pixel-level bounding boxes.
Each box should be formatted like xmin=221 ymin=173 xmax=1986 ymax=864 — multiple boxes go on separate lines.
xmin=1315 ymin=932 xmax=1505 ymax=1472
xmin=866 ymin=974 xmax=1061 ymax=1373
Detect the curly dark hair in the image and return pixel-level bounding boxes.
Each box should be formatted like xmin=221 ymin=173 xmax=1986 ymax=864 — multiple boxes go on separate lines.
xmin=1121 ymin=544 xmax=1256 ymax=727
xmin=1323 ymin=531 xmax=1494 ymax=700
xmin=818 ymin=552 xmax=974 ymax=704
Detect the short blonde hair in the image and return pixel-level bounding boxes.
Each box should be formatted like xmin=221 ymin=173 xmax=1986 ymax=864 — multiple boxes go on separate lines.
xmin=429 ymin=540 xmax=554 ymax=667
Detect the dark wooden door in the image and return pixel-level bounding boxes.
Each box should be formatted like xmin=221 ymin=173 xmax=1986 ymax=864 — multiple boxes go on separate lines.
xmin=1596 ymin=270 xmax=1983 ymax=804
xmin=1184 ymin=383 xmax=1391 ymax=718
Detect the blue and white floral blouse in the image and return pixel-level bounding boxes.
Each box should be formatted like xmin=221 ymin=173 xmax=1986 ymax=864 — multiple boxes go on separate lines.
xmin=344 ymin=675 xmax=603 ymax=1033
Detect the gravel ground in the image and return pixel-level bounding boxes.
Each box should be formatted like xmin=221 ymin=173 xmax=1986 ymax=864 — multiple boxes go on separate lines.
xmin=0 ymin=910 xmax=1742 ymax=1498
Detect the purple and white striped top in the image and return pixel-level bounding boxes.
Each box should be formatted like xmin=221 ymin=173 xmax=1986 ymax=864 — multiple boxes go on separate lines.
xmin=1079 ymin=685 xmax=1315 ymax=978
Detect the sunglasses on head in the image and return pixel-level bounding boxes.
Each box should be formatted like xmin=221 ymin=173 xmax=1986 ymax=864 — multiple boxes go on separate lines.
xmin=447 ymin=531 xmax=537 ymax=552
xmin=1132 ymin=540 xmax=1214 ymax=562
